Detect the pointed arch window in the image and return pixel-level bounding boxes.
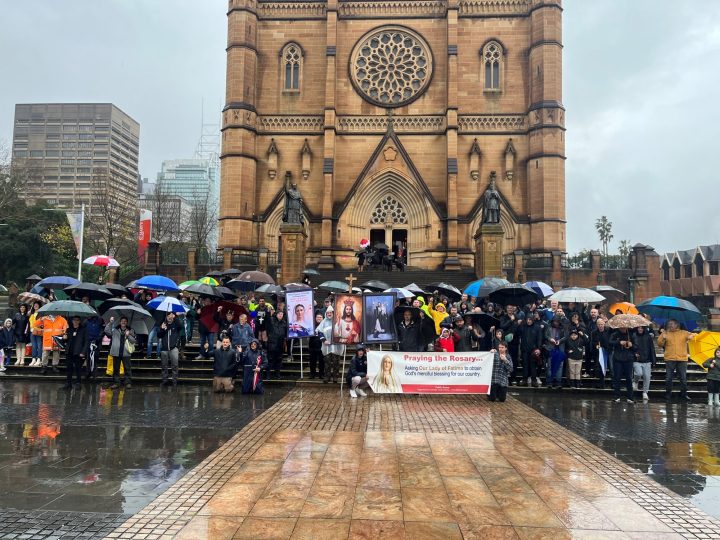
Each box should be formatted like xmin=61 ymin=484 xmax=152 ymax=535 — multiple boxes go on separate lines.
xmin=282 ymin=43 xmax=302 ymax=92
xmin=482 ymin=40 xmax=503 ymax=91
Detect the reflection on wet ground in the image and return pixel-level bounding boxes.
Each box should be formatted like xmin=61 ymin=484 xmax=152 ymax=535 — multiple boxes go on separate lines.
xmin=0 ymin=381 xmax=290 ymax=538
xmin=514 ymin=391 xmax=720 ymax=520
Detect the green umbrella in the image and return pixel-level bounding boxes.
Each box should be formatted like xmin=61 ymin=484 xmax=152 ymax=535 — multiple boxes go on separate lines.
xmin=37 ymin=300 xmax=98 ymax=318
xmin=179 ymin=280 xmax=200 ymax=290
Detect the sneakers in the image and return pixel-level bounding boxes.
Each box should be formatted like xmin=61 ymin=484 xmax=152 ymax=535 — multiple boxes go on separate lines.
xmin=356 ymin=388 xmax=367 ymax=397
xmin=715 ymin=394 xmax=720 ymax=406
xmin=0 ymin=365 xmax=5 ymax=372
xmin=643 ymin=392 xmax=649 ymax=401
xmin=626 ymin=398 xmax=635 ymax=404
xmin=614 ymin=397 xmax=621 ymax=403
xmin=632 ymin=381 xmax=638 ymax=391
xmin=349 ymin=389 xmax=358 ymax=398
xmin=14 ymin=359 xmax=22 ymax=366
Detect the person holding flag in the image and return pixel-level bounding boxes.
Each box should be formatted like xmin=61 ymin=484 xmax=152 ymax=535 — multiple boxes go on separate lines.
xmin=241 ymin=339 xmax=267 ymax=394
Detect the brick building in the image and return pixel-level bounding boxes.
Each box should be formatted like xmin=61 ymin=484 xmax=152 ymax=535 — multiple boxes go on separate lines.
xmin=219 ymin=0 xmax=565 ymax=270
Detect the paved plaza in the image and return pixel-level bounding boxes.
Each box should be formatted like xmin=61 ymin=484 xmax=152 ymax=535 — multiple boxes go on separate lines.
xmin=0 ymin=381 xmax=290 ymax=539
xmin=107 ymin=388 xmax=720 ymax=540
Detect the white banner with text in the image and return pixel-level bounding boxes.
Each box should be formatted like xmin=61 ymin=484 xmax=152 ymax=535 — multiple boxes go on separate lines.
xmin=366 ymin=350 xmax=494 ymax=394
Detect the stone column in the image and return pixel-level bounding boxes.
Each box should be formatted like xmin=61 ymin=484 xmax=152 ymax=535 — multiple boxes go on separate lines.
xmin=222 ymin=248 xmax=232 ymax=271
xmin=279 ymin=223 xmax=308 ymax=285
xmin=474 ymin=224 xmax=504 ymax=278
xmin=187 ymin=248 xmax=197 ymax=280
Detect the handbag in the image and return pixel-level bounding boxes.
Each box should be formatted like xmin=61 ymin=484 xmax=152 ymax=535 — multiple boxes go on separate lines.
xmin=124 ymin=340 xmax=135 ymax=355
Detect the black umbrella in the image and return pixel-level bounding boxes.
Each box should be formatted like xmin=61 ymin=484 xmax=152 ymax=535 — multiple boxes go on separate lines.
xmin=374 ymin=242 xmax=389 ymax=250
xmin=38 ymin=300 xmax=98 ymax=318
xmin=590 ymin=285 xmax=626 ymax=303
xmin=98 ymin=298 xmax=142 ymax=315
xmin=26 ymin=274 xmax=43 ymax=282
xmin=214 ymin=286 xmax=238 ymax=300
xmin=302 ymin=268 xmax=320 ymax=276
xmin=183 ymin=282 xmax=222 ymax=299
xmin=318 ymin=280 xmax=349 ymax=293
xmin=464 ymin=312 xmax=501 ymax=332
xmin=205 ymin=270 xmax=224 ymax=278
xmin=284 ymin=282 xmax=312 ymax=292
xmin=103 ymin=283 xmax=131 ymax=297
xmin=237 ymin=270 xmax=275 ymax=285
xmin=64 ymin=283 xmax=113 ymax=301
xmin=488 ymin=284 xmax=539 ymax=307
xmin=426 ymin=282 xmax=462 ymax=301
xmin=221 ymin=268 xmax=242 ymax=277
xmin=256 ymin=284 xmax=283 ymax=295
xmin=360 ymin=280 xmax=391 ymax=292
xmin=475 ymin=277 xmax=510 ymax=298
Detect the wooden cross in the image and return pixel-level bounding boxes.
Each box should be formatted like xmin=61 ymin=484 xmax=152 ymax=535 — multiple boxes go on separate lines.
xmin=345 ymin=273 xmax=357 ymax=291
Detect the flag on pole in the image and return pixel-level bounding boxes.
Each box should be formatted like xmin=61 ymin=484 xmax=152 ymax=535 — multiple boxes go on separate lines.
xmin=137 ymin=209 xmax=152 ymax=260
xmin=66 ymin=211 xmax=83 ymax=259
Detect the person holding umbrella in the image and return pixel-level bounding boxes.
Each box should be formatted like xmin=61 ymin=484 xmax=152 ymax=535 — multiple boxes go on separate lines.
xmin=28 ymin=301 xmax=44 ymax=367
xmin=657 ymin=319 xmax=698 ymax=402
xmin=104 ymin=316 xmax=136 ymax=389
xmin=632 ymin=325 xmax=656 ymax=401
xmin=63 ymin=316 xmax=88 ymax=389
xmin=241 ymin=339 xmax=267 ymax=394
xmin=37 ymin=313 xmax=68 ymax=374
xmin=158 ymin=312 xmax=183 ymax=387
xmin=610 ymin=327 xmax=636 ymax=403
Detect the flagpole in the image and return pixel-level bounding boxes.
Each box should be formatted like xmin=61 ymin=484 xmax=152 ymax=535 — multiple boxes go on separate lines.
xmin=77 ymin=203 xmax=85 ymax=281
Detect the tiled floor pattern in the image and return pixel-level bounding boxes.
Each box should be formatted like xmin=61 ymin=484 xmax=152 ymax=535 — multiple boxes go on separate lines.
xmin=108 ymin=389 xmax=720 ymax=539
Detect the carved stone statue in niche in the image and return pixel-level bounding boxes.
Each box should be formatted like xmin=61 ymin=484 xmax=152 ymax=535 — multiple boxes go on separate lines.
xmin=283 ymin=172 xmax=304 ymax=224
xmin=483 ymin=172 xmax=501 ymax=224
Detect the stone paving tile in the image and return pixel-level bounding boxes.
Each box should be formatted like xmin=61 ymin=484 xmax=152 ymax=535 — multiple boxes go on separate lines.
xmin=109 ymin=389 xmax=720 ymax=539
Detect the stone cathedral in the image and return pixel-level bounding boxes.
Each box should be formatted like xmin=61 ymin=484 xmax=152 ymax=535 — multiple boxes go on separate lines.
xmin=219 ymin=0 xmax=565 ymax=271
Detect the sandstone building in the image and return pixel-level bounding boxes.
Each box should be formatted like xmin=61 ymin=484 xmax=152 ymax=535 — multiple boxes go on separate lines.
xmin=219 ymin=0 xmax=565 ymax=270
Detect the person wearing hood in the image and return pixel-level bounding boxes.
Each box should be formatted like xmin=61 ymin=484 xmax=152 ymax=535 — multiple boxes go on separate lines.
xmin=159 ymin=312 xmax=183 ymax=387
xmin=428 ymin=300 xmax=449 ymax=335
xmin=209 ymin=335 xmax=241 ymax=393
xmin=266 ymin=309 xmax=288 ymax=380
xmin=347 ymin=343 xmax=370 ymax=398
xmin=453 ymin=315 xmax=476 ymax=352
xmin=83 ymin=311 xmax=104 ymax=381
xmin=517 ymin=314 xmax=546 ymax=387
xmin=702 ymin=347 xmax=720 ymax=406
xmin=415 ymin=296 xmax=431 ymax=317
xmin=435 ymin=325 xmax=455 ymax=353
xmin=0 ymin=319 xmax=14 ymax=371
xmin=562 ymin=328 xmax=586 ymax=389
xmin=37 ymin=314 xmax=68 ymax=375
xmin=632 ymin=325 xmax=656 ymax=401
xmin=610 ymin=327 xmax=637 ymax=403
xmin=241 ymin=339 xmax=268 ymax=394
xmin=317 ymin=306 xmax=344 ymax=383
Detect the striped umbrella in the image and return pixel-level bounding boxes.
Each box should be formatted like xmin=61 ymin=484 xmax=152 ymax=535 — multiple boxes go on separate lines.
xmin=199 ymin=276 xmax=220 ymax=286
xmin=83 ymin=255 xmax=120 ymax=268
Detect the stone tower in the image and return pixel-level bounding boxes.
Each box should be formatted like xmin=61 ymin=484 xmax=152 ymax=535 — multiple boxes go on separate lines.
xmin=219 ymin=0 xmax=566 ymax=272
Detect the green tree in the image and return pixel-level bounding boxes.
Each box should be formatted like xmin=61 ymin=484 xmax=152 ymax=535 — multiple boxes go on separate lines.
xmin=619 ymin=239 xmax=631 ymax=265
xmin=595 ymin=216 xmax=613 ymax=258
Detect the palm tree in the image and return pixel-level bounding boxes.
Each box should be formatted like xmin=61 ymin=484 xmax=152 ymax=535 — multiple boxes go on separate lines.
xmin=595 ymin=216 xmax=613 ymax=258
xmin=619 ymin=239 xmax=631 ymax=266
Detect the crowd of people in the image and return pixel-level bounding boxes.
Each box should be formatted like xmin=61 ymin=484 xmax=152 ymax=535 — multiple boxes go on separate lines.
xmin=0 ymin=283 xmax=713 ymax=405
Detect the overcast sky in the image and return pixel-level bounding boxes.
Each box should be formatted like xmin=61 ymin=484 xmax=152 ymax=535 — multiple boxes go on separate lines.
xmin=1 ymin=0 xmax=718 ymax=256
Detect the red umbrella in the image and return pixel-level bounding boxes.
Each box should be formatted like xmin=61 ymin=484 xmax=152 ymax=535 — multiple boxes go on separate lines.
xmin=83 ymin=255 xmax=120 ymax=268
xmin=199 ymin=300 xmax=248 ymax=333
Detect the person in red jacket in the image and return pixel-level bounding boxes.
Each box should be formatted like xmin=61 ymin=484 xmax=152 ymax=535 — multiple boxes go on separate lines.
xmin=435 ymin=326 xmax=455 ymax=353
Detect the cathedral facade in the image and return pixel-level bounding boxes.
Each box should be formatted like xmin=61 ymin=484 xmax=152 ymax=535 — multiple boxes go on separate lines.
xmin=219 ymin=0 xmax=565 ymax=270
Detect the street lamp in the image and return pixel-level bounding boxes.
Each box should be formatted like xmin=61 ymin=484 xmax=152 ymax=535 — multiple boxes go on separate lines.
xmin=43 ymin=203 xmax=85 ymax=281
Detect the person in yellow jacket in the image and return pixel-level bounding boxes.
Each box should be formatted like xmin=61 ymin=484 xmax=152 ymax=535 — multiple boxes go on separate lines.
xmin=28 ymin=302 xmax=44 ymax=367
xmin=657 ymin=319 xmax=697 ymax=402
xmin=427 ymin=299 xmax=451 ymax=335
xmin=36 ymin=314 xmax=68 ymax=375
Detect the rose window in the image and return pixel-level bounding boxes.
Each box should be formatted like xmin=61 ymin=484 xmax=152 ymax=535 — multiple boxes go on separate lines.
xmin=350 ymin=26 xmax=433 ymax=107
xmin=370 ymin=196 xmax=408 ymax=225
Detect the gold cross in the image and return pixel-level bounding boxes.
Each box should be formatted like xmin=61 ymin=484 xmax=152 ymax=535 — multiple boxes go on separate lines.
xmin=345 ymin=273 xmax=357 ymax=291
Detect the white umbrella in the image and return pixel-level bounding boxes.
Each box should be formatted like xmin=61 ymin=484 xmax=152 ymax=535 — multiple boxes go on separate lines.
xmin=549 ymin=287 xmax=605 ymax=304
xmin=384 ymin=287 xmax=414 ymax=299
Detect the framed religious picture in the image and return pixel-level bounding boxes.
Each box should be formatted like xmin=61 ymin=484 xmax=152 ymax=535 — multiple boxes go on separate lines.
xmin=332 ymin=294 xmax=363 ymax=345
xmin=362 ymin=292 xmax=398 ymax=345
xmin=285 ymin=289 xmax=315 ymax=338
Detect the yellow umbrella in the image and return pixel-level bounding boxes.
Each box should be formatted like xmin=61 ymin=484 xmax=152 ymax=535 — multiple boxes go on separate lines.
xmin=608 ymin=302 xmax=638 ymax=315
xmin=199 ymin=276 xmax=219 ymax=286
xmin=688 ymin=331 xmax=720 ymax=369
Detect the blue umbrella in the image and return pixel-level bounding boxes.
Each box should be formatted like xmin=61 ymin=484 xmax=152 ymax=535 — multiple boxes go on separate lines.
xmin=135 ymin=275 xmax=179 ymax=292
xmin=38 ymin=275 xmax=80 ymax=289
xmin=464 ymin=277 xmax=509 ymax=298
xmin=636 ymin=296 xmax=702 ymax=327
xmin=524 ymin=281 xmax=554 ymax=298
xmin=146 ymin=296 xmax=188 ymax=313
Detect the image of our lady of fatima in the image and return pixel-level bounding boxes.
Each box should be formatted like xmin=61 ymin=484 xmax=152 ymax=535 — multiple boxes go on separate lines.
xmin=332 ymin=294 xmax=362 ymax=345
xmin=362 ymin=292 xmax=398 ymax=344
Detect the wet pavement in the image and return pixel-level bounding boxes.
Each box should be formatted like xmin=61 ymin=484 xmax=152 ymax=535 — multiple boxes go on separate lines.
xmin=514 ymin=391 xmax=720 ymax=521
xmin=0 ymin=381 xmax=290 ymax=539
